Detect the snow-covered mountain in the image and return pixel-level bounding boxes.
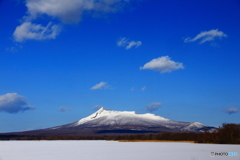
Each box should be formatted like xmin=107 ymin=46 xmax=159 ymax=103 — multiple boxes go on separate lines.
xmin=48 ymin=107 xmax=214 ymax=134
xmin=3 ymin=108 xmax=215 ymax=136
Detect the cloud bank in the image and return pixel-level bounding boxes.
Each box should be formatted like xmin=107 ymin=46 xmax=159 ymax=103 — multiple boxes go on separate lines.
xmin=140 ymin=56 xmax=184 ymax=73
xmin=0 ymin=93 xmax=35 ymax=113
xmin=117 ymin=37 xmax=142 ymax=49
xmin=145 ymin=102 xmax=161 ymax=112
xmin=91 ymin=82 xmax=109 ymax=90
xmin=223 ymin=107 xmax=239 ymax=114
xmin=13 ymin=0 xmax=133 ymax=42
xmin=184 ymin=29 xmax=227 ymax=44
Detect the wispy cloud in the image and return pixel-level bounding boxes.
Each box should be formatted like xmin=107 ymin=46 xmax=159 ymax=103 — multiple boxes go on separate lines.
xmin=58 ymin=107 xmax=72 ymax=112
xmin=26 ymin=127 xmax=36 ymax=131
xmin=145 ymin=102 xmax=161 ymax=112
xmin=13 ymin=0 xmax=133 ymax=42
xmin=93 ymin=105 xmax=104 ymax=110
xmin=117 ymin=37 xmax=142 ymax=49
xmin=6 ymin=43 xmax=23 ymax=52
xmin=141 ymin=86 xmax=146 ymax=91
xmin=6 ymin=47 xmax=18 ymax=52
xmin=223 ymin=107 xmax=239 ymax=114
xmin=130 ymin=87 xmax=135 ymax=91
xmin=184 ymin=29 xmax=227 ymax=44
xmin=13 ymin=22 xmax=61 ymax=42
xmin=140 ymin=56 xmax=184 ymax=73
xmin=0 ymin=93 xmax=35 ymax=113
xmin=91 ymin=82 xmax=109 ymax=90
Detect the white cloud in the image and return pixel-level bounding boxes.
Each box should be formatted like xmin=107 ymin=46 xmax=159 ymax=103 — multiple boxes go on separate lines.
xmin=26 ymin=0 xmax=90 ymax=24
xmin=126 ymin=41 xmax=142 ymax=49
xmin=184 ymin=29 xmax=227 ymax=44
xmin=91 ymin=82 xmax=109 ymax=90
xmin=0 ymin=93 xmax=35 ymax=113
xmin=58 ymin=107 xmax=72 ymax=112
xmin=25 ymin=0 xmax=131 ymax=24
xmin=140 ymin=56 xmax=184 ymax=73
xmin=223 ymin=107 xmax=239 ymax=114
xmin=145 ymin=102 xmax=161 ymax=112
xmin=13 ymin=22 xmax=61 ymax=42
xmin=141 ymin=86 xmax=146 ymax=91
xmin=117 ymin=37 xmax=142 ymax=49
xmin=13 ymin=0 xmax=132 ymax=42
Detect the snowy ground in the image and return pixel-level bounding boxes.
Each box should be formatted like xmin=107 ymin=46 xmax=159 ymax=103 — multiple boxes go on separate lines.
xmin=0 ymin=141 xmax=239 ymax=160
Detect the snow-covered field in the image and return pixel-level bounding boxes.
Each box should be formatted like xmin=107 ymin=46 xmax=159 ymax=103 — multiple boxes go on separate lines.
xmin=0 ymin=141 xmax=239 ymax=160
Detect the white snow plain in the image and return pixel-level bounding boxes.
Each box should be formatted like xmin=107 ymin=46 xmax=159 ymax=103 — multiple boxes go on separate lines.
xmin=0 ymin=141 xmax=239 ymax=160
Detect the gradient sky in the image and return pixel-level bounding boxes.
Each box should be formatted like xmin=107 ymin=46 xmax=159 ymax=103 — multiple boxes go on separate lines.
xmin=0 ymin=0 xmax=240 ymax=133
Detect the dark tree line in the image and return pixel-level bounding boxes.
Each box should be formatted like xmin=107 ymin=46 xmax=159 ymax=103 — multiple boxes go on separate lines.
xmin=196 ymin=123 xmax=240 ymax=144
xmin=0 ymin=123 xmax=239 ymax=144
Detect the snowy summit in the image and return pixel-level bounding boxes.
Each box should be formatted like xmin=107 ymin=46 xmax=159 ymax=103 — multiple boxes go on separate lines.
xmin=75 ymin=107 xmax=169 ymax=126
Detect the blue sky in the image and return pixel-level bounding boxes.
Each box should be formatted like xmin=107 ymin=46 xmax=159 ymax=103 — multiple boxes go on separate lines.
xmin=0 ymin=0 xmax=240 ymax=133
